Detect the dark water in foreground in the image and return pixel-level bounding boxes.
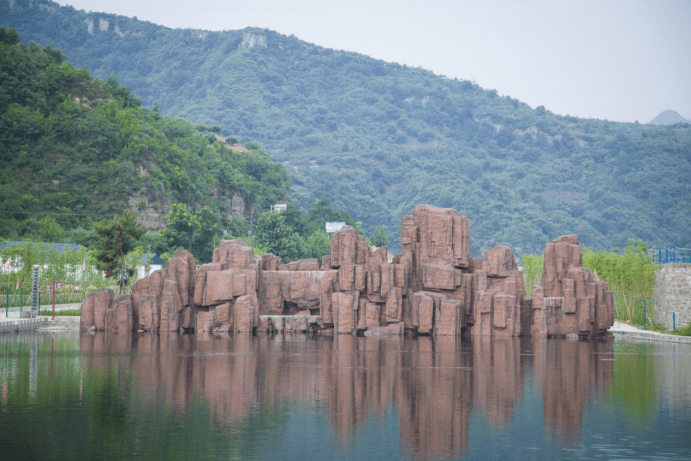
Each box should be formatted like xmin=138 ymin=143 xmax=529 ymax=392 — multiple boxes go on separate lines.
xmin=0 ymin=332 xmax=690 ymax=461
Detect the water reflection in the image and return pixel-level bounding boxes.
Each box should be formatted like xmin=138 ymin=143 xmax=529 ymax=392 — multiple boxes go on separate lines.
xmin=76 ymin=332 xmax=615 ymax=459
xmin=4 ymin=332 xmax=689 ymax=460
xmin=531 ymin=339 xmax=613 ymax=438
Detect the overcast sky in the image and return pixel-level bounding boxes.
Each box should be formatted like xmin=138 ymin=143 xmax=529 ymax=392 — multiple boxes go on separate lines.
xmin=56 ymin=0 xmax=690 ymax=124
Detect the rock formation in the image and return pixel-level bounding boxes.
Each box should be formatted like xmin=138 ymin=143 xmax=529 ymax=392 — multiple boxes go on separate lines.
xmin=81 ymin=205 xmax=615 ymax=337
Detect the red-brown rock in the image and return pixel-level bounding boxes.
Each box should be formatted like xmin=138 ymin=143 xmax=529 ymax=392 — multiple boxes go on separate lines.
xmin=106 ymin=295 xmax=132 ymax=332
xmin=279 ymin=258 xmax=320 ymax=271
xmin=330 ymin=227 xmax=368 ymax=268
xmin=81 ymin=288 xmax=112 ymax=331
xmin=137 ymin=293 xmax=158 ymax=331
xmin=80 ymin=205 xmax=615 ymax=339
xmin=234 ymin=294 xmax=259 ymax=332
xmin=262 ymin=254 xmax=282 ymax=271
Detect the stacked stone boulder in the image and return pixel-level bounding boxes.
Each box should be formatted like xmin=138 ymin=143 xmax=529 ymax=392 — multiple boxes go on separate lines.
xmin=531 ymin=235 xmax=614 ymax=337
xmin=193 ymin=240 xmax=262 ymax=333
xmin=81 ymin=205 xmax=615 ymax=338
xmin=82 ymin=248 xmax=196 ymax=333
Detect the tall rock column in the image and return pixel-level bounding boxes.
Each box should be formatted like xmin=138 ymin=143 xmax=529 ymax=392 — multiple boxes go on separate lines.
xmin=532 ymin=235 xmax=614 ymax=337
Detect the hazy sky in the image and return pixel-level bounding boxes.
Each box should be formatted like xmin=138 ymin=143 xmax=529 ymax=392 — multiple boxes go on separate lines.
xmin=56 ymin=0 xmax=690 ymax=123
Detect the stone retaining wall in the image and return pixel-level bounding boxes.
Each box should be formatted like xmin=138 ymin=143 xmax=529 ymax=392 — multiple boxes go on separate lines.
xmin=0 ymin=318 xmax=48 ymax=333
xmin=654 ymin=264 xmax=691 ymax=330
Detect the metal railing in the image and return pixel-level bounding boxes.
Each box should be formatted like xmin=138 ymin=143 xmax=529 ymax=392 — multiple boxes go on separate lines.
xmin=614 ymin=296 xmax=652 ymax=327
xmin=651 ymin=246 xmax=691 ymax=264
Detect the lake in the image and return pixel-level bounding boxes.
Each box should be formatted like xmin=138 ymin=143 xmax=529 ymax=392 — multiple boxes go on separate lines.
xmin=1 ymin=332 xmax=690 ymax=460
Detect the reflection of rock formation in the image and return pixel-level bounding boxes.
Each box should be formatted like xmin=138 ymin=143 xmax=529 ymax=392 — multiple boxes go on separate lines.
xmin=79 ymin=332 xmax=613 ymax=458
xmin=82 ymin=205 xmax=614 ymax=338
xmin=399 ymin=336 xmax=472 ymax=458
xmin=472 ymin=336 xmax=525 ymax=425
xmin=530 ymin=338 xmax=614 ymax=437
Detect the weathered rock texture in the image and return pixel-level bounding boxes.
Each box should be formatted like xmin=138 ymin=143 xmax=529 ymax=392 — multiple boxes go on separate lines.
xmin=82 ymin=205 xmax=614 ymax=337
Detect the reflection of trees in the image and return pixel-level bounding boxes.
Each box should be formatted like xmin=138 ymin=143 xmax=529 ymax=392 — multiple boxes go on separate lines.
xmin=0 ymin=332 xmax=618 ymax=460
xmin=607 ymin=342 xmax=657 ymax=424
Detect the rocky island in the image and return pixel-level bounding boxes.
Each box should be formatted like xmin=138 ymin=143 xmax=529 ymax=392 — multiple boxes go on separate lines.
xmin=81 ymin=205 xmax=614 ymax=338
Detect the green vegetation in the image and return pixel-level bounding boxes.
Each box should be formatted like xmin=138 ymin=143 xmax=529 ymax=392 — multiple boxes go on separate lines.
xmin=250 ymin=198 xmax=360 ymax=263
xmin=3 ymin=0 xmax=690 ymax=256
xmin=368 ymin=226 xmax=388 ymax=248
xmin=158 ymin=203 xmax=224 ymax=263
xmin=520 ymin=253 xmax=543 ymax=296
xmin=41 ymin=307 xmax=80 ymax=316
xmin=582 ymin=239 xmax=657 ymax=325
xmin=0 ymin=240 xmax=112 ymax=308
xmin=0 ymin=27 xmax=290 ymax=241
xmin=90 ymin=211 xmax=145 ymax=293
xmin=645 ymin=323 xmax=691 ymax=337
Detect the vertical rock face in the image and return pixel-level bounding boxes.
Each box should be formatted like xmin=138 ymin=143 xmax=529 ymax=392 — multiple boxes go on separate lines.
xmin=470 ymin=247 xmax=525 ymax=338
xmin=81 ymin=288 xmax=112 ymax=331
xmin=531 ymin=235 xmax=614 ymax=337
xmin=81 ymin=206 xmax=614 ymax=338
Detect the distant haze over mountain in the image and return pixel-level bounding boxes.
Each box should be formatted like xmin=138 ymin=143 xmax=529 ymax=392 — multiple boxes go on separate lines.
xmin=648 ymin=110 xmax=689 ymax=126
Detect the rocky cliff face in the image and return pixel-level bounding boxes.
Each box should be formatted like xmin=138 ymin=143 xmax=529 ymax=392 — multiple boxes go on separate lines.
xmin=82 ymin=204 xmax=614 ymax=338
xmin=124 ymin=167 xmax=254 ymax=232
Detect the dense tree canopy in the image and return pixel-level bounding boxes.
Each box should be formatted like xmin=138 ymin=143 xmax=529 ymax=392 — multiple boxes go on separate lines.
xmin=3 ymin=2 xmax=691 ymax=257
xmin=0 ymin=28 xmax=290 ymax=243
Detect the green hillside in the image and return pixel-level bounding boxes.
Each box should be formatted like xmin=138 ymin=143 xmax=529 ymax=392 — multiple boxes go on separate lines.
xmin=0 ymin=26 xmax=289 ymax=240
xmin=3 ymin=0 xmax=690 ymax=255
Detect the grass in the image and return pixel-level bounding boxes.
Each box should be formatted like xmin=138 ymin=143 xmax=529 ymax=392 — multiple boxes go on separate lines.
xmin=644 ymin=323 xmax=691 ymax=337
xmin=42 ymin=308 xmax=81 ymax=316
xmin=20 ymin=308 xmax=82 ymax=317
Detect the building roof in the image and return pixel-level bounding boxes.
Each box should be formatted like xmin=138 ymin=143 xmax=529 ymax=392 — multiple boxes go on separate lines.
xmin=142 ymin=253 xmax=164 ymax=265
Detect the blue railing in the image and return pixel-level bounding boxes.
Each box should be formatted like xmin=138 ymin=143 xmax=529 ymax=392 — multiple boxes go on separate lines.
xmin=652 ymin=246 xmax=691 ymax=264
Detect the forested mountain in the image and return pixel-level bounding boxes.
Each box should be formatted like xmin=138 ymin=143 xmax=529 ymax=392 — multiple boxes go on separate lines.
xmin=0 ymin=26 xmax=289 ymax=240
xmin=3 ymin=0 xmax=690 ymax=255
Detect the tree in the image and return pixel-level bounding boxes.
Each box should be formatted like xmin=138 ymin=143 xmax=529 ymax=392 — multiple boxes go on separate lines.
xmin=161 ymin=203 xmax=223 ymax=263
xmin=227 ymin=216 xmax=249 ymax=238
xmin=304 ymin=198 xmax=357 ymax=236
xmin=91 ymin=211 xmax=145 ymax=294
xmin=304 ymin=229 xmax=331 ymax=262
xmin=368 ymin=226 xmax=388 ymax=248
xmin=254 ymin=211 xmax=303 ymax=262
xmin=281 ymin=202 xmax=306 ymax=235
xmin=35 ymin=216 xmax=66 ymax=243
xmin=0 ymin=27 xmax=19 ymax=45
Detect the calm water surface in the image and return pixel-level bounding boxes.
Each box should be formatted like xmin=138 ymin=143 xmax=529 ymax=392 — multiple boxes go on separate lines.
xmin=1 ymin=332 xmax=690 ymax=460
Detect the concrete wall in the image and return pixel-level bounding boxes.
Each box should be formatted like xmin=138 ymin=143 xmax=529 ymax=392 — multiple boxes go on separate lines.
xmin=654 ymin=264 xmax=691 ymax=330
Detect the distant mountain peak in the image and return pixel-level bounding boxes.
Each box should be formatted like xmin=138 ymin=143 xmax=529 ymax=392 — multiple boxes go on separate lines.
xmin=648 ymin=110 xmax=689 ymax=126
